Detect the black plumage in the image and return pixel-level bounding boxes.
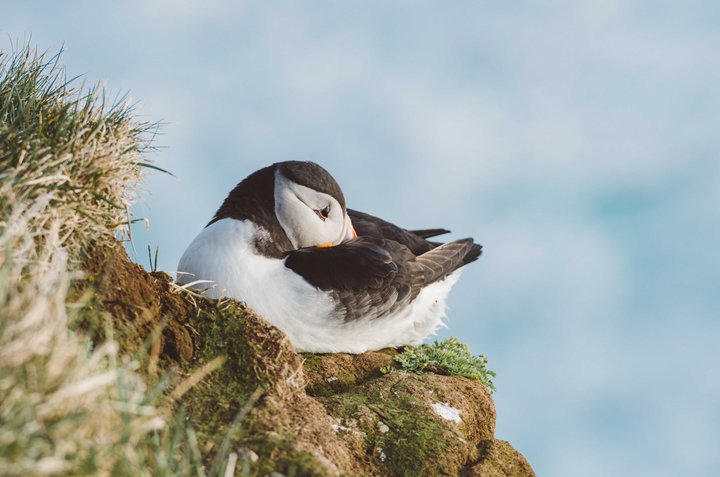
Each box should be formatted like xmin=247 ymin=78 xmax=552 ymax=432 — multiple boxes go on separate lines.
xmin=209 ymin=160 xmax=482 ymax=323
xmin=284 ymin=238 xmax=398 ymax=291
xmin=179 ymin=160 xmax=483 ymax=351
xmin=409 ymin=228 xmax=452 ymax=239
xmin=209 ymin=161 xmax=345 ymax=259
xmin=284 ymin=210 xmax=481 ymax=321
xmin=348 ymin=209 xmax=440 ymax=255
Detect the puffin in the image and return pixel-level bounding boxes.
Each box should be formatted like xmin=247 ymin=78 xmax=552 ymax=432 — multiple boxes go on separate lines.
xmin=176 ymin=161 xmax=481 ymax=353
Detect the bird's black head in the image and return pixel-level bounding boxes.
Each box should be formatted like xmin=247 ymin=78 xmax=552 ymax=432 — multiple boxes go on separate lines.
xmin=276 ymin=161 xmax=347 ymax=212
xmin=209 ymin=161 xmax=352 ymax=257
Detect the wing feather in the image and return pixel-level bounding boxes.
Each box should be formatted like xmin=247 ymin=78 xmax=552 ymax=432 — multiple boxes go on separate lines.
xmin=284 ymin=238 xmax=397 ymax=291
xmin=284 ymin=214 xmax=482 ymax=322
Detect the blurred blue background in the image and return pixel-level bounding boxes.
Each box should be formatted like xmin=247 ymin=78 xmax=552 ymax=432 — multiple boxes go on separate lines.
xmin=4 ymin=1 xmax=719 ymax=475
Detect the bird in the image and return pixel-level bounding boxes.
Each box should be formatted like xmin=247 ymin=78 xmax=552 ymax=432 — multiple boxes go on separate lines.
xmin=176 ymin=161 xmax=481 ymax=353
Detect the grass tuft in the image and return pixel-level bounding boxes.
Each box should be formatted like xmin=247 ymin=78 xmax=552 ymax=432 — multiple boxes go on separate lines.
xmin=0 ymin=43 xmax=157 ymax=252
xmin=391 ymin=337 xmax=496 ymax=393
xmin=0 ymin=43 xmax=241 ymax=476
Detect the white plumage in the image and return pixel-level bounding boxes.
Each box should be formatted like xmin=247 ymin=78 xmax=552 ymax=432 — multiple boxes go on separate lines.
xmin=177 ymin=218 xmax=459 ymax=353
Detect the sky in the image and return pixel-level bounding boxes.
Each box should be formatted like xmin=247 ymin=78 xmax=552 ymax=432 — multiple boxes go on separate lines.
xmin=4 ymin=1 xmax=720 ymax=475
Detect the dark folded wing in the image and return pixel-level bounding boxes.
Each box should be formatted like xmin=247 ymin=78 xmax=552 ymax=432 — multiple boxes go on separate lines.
xmin=408 ymin=228 xmax=451 ymax=239
xmin=409 ymin=238 xmax=481 ymax=286
xmin=348 ymin=209 xmax=443 ymax=255
xmin=285 ymin=235 xmax=482 ymax=322
xmin=284 ymin=238 xmax=398 ymax=291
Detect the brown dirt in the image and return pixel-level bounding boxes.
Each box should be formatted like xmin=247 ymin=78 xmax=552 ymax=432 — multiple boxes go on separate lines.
xmin=465 ymin=440 xmax=537 ymax=477
xmin=76 ymin=241 xmax=195 ymax=363
xmin=302 ymin=349 xmax=397 ymax=395
xmin=76 ymin=240 xmax=535 ymax=477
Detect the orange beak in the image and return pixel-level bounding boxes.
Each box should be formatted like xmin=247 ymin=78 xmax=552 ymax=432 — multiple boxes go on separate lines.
xmin=318 ymin=225 xmax=357 ymax=248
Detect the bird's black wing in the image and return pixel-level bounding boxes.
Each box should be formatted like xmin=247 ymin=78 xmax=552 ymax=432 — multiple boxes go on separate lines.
xmin=408 ymin=238 xmax=482 ymax=286
xmin=330 ymin=237 xmax=481 ymax=321
xmin=348 ymin=209 xmax=446 ymax=255
xmin=285 ymin=235 xmax=482 ymax=323
xmin=284 ymin=237 xmax=398 ymax=291
xmin=409 ymin=228 xmax=451 ymax=239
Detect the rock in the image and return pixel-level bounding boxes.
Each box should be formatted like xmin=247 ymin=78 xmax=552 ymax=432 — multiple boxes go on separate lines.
xmin=466 ymin=439 xmax=536 ymax=477
xmin=80 ymin=240 xmax=535 ymax=477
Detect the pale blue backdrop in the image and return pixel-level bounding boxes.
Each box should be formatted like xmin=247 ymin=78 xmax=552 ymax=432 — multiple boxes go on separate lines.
xmin=4 ymin=2 xmax=719 ymax=476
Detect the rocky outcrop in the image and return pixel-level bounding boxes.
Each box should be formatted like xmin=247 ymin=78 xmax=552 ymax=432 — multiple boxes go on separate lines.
xmin=78 ymin=241 xmax=535 ymax=476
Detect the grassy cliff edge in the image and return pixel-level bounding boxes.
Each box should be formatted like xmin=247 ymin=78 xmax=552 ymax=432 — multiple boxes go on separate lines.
xmin=0 ymin=46 xmax=535 ymax=476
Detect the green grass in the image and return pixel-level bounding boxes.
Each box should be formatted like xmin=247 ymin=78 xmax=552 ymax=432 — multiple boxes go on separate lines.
xmin=391 ymin=337 xmax=496 ymax=393
xmin=0 ymin=43 xmax=245 ymax=477
xmin=0 ymin=43 xmax=157 ymax=253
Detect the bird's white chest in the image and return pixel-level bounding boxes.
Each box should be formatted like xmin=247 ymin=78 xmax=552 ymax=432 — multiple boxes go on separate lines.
xmin=177 ymin=219 xmax=336 ymax=334
xmin=176 ymin=218 xmax=457 ymax=353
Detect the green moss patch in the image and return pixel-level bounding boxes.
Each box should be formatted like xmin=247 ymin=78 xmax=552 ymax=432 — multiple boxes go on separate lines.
xmin=391 ymin=337 xmax=496 ymax=393
xmin=179 ymin=303 xmax=261 ymax=436
xmin=320 ymin=373 xmax=486 ymax=476
xmin=245 ymin=433 xmax=331 ymax=477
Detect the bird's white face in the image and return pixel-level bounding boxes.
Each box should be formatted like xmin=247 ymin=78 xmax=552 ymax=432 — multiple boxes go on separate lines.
xmin=274 ymin=170 xmax=355 ymax=250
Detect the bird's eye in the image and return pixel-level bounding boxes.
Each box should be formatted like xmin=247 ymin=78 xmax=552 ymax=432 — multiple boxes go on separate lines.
xmin=315 ymin=205 xmax=330 ymax=221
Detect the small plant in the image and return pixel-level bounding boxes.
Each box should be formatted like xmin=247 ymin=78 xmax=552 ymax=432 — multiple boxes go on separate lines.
xmin=147 ymin=244 xmax=160 ymax=272
xmin=391 ymin=337 xmax=496 ymax=393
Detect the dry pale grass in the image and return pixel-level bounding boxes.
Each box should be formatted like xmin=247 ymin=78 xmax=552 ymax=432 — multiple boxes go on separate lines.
xmin=0 ymin=45 xmax=156 ymax=253
xmin=0 ymin=45 xmax=229 ymax=476
xmin=0 ymin=200 xmax=165 ymax=476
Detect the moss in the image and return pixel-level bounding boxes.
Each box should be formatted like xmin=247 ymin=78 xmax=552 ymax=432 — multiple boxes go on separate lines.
xmin=174 ymin=299 xmax=342 ymax=475
xmin=247 ymin=433 xmax=331 ymax=477
xmin=180 ymin=301 xmax=263 ymax=443
xmin=371 ymin=396 xmax=451 ymax=476
xmin=392 ymin=337 xmax=496 ymax=393
xmin=323 ymin=374 xmax=475 ymax=476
